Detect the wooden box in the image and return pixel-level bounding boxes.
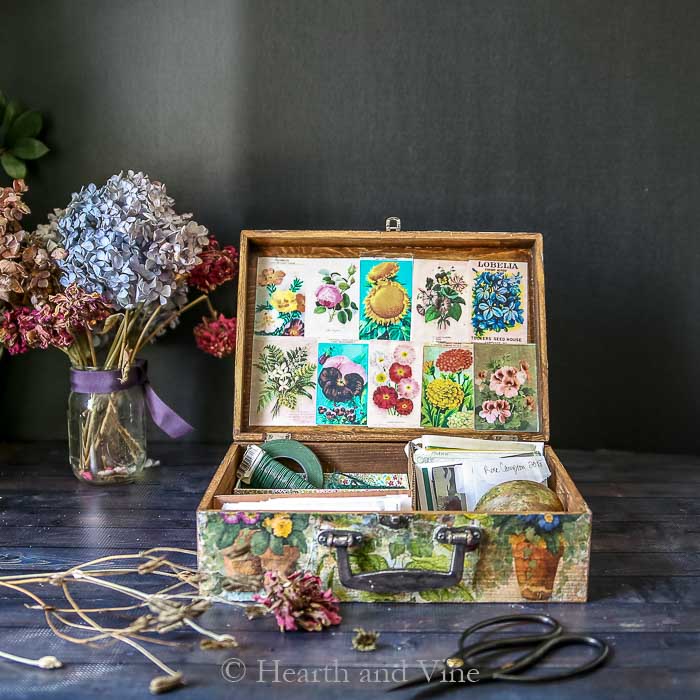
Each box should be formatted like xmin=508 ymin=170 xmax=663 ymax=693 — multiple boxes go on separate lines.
xmin=197 ymin=230 xmax=591 ymax=603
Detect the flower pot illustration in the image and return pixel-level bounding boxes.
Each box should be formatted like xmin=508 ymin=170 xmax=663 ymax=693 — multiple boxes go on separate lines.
xmin=222 ymin=529 xmax=263 ymax=579
xmin=260 ymin=545 xmax=301 ymax=576
xmin=510 ymin=533 xmax=563 ymax=601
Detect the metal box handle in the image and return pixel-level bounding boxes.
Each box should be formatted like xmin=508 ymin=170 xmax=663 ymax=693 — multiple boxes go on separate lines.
xmin=317 ymin=526 xmax=481 ymax=593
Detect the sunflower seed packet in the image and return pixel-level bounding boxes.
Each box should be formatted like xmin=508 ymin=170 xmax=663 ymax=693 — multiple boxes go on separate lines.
xmin=367 ymin=341 xmax=422 ymax=428
xmin=250 ymin=337 xmax=318 ymax=426
xmin=411 ymin=259 xmax=471 ymax=343
xmin=305 ymin=258 xmax=360 ymax=340
xmin=358 ymin=258 xmax=413 ymax=341
xmin=316 ymin=342 xmax=369 ymax=425
xmin=469 ymin=260 xmax=528 ymax=343
xmin=253 ymin=257 xmax=307 ymax=337
xmin=421 ymin=344 xmax=475 ymax=429
xmin=474 ymin=343 xmax=539 ymax=432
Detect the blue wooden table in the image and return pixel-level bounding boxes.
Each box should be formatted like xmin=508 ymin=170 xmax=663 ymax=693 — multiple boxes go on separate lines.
xmin=1 ymin=443 xmax=698 ymax=699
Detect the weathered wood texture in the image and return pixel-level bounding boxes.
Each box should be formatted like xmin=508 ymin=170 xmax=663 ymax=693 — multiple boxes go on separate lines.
xmin=1 ymin=442 xmax=698 ymax=699
xmin=234 ymin=230 xmax=549 ymax=443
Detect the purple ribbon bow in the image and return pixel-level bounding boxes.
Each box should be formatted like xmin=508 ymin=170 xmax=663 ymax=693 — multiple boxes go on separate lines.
xmin=69 ymin=360 xmax=193 ymax=439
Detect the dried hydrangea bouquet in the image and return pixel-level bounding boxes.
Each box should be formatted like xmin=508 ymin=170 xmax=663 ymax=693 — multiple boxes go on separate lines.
xmin=0 ymin=172 xmax=238 ymax=484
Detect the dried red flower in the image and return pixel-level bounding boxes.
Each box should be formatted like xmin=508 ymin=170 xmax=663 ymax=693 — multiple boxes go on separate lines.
xmin=435 ymin=348 xmax=473 ymax=373
xmin=193 ymin=313 xmax=237 ymax=358
xmin=373 ymin=385 xmax=398 ymax=409
xmin=388 ymin=362 xmax=412 ymax=383
xmin=254 ymin=570 xmax=341 ymax=632
xmin=188 ymin=239 xmax=239 ymax=293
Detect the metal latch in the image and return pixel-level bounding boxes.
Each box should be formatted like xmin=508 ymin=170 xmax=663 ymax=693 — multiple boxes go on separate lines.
xmin=385 ymin=216 xmax=401 ymax=232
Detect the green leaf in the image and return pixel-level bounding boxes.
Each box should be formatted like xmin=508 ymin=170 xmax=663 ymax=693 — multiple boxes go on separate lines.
xmin=424 ymin=306 xmax=441 ymax=323
xmin=338 ymin=282 xmax=349 ymax=291
xmin=448 ymin=303 xmax=462 ymax=321
xmin=408 ymin=538 xmax=434 ymax=558
xmin=0 ymin=99 xmax=21 ymax=139
xmin=250 ymin=529 xmax=270 ymax=556
xmin=388 ymin=542 xmax=405 ymax=559
xmin=269 ymin=535 xmax=284 ymax=556
xmin=337 ymin=309 xmax=347 ymax=324
xmin=6 ymin=111 xmax=42 ymax=144
xmin=0 ymin=153 xmax=26 ymax=179
xmin=314 ymin=305 xmax=326 ymax=314
xmin=10 ymin=137 xmax=49 ymax=160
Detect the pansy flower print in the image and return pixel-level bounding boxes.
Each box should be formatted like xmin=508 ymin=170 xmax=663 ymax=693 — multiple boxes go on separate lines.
xmin=469 ymin=260 xmax=527 ymax=343
xmin=316 ymin=342 xmax=369 ymax=425
xmin=254 ymin=257 xmax=307 ymax=336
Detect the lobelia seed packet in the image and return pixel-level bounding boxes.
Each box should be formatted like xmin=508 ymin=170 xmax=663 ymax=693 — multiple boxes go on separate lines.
xmin=359 ymin=258 xmax=413 ymax=341
xmin=249 ymin=336 xmax=318 ymax=426
xmin=421 ymin=344 xmax=475 ymax=429
xmin=474 ymin=343 xmax=539 ymax=432
xmin=367 ymin=341 xmax=422 ymax=428
xmin=316 ymin=342 xmax=369 ymax=426
xmin=411 ymin=259 xmax=472 ymax=343
xmin=253 ymin=257 xmax=307 ymax=337
xmin=469 ymin=259 xmax=528 ymax=343
xmin=304 ymin=258 xmax=360 ymax=340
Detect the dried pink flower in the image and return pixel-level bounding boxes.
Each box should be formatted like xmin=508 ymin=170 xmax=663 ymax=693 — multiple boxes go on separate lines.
xmin=0 ymin=308 xmax=28 ymax=355
xmin=253 ymin=570 xmax=342 ymax=632
xmin=49 ymin=283 xmax=112 ymax=330
xmin=193 ymin=314 xmax=237 ymax=358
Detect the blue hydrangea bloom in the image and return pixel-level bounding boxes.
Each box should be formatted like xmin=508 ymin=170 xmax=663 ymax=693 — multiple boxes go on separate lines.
xmin=56 ymin=171 xmax=209 ymax=309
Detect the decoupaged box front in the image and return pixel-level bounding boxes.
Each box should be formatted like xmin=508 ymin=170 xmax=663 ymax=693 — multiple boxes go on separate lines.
xmin=197 ymin=230 xmax=592 ymax=603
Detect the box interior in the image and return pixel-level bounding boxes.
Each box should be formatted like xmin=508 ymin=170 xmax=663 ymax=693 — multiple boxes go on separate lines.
xmin=199 ymin=442 xmax=589 ymax=516
xmin=234 ymin=230 xmax=549 ymax=444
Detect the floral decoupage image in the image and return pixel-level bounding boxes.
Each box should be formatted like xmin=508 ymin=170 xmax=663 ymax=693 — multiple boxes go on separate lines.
xmin=316 ymin=342 xmax=369 ymax=425
xmin=304 ymin=258 xmax=360 ymax=340
xmin=359 ymin=258 xmax=413 ymax=341
xmin=474 ymin=343 xmax=539 ymax=432
xmin=411 ymin=260 xmax=471 ymax=343
xmin=254 ymin=257 xmax=307 ymax=336
xmin=250 ymin=337 xmax=318 ymax=426
xmin=470 ymin=259 xmax=528 ymax=343
xmin=421 ymin=345 xmax=475 ymax=428
xmin=367 ymin=341 xmax=422 ymax=427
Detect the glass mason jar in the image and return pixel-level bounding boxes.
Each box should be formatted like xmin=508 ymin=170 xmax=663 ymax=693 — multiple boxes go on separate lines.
xmin=68 ymin=375 xmax=147 ymax=485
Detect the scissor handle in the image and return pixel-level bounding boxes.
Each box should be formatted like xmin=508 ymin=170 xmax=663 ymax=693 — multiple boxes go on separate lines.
xmin=458 ymin=613 xmax=562 ymax=649
xmin=491 ymin=633 xmax=610 ymax=682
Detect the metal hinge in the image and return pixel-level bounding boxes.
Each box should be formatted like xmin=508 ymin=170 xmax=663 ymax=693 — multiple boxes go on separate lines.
xmin=264 ymin=432 xmax=291 ymax=442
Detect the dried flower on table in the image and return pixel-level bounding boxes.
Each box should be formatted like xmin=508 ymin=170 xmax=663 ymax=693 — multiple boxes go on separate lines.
xmin=352 ymin=628 xmax=380 ymax=652
xmin=254 ymin=570 xmax=342 ymax=632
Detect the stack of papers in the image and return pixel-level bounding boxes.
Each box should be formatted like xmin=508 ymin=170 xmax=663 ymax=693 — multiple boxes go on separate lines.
xmin=222 ymin=493 xmax=413 ymax=513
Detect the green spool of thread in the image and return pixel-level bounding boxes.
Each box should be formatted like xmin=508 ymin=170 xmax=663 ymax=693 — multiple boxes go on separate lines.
xmin=239 ymin=440 xmax=324 ymax=490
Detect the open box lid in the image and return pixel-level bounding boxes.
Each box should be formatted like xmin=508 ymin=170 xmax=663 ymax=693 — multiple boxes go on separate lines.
xmin=233 ymin=228 xmax=549 ymax=445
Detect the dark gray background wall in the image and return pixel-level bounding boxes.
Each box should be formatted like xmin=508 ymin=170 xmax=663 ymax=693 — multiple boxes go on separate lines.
xmin=2 ymin=0 xmax=698 ymax=452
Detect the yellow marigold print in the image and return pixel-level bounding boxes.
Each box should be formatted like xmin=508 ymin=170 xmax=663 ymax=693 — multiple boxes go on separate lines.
xmin=421 ymin=344 xmax=475 ymax=428
xmin=425 ymin=378 xmax=464 ymax=410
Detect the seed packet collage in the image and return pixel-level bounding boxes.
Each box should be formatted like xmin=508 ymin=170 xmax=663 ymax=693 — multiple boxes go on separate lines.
xmin=250 ymin=256 xmax=538 ymax=432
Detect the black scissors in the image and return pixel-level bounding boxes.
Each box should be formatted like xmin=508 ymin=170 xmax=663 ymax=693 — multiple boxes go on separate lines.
xmin=390 ymin=613 xmax=610 ymax=694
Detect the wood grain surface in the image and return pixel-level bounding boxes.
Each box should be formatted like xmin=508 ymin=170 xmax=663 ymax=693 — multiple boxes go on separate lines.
xmin=0 ymin=442 xmax=697 ymax=699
